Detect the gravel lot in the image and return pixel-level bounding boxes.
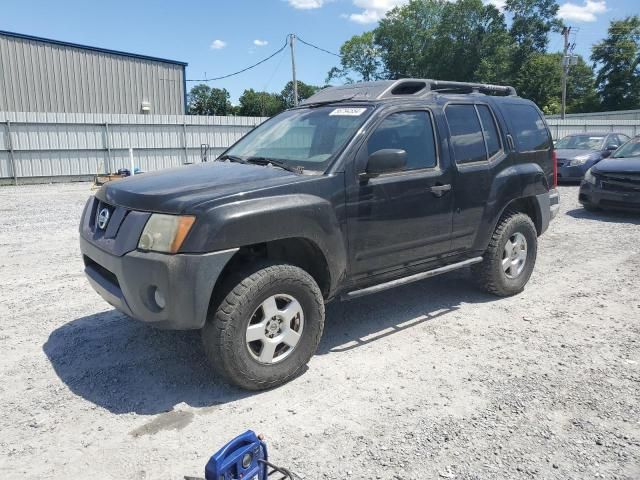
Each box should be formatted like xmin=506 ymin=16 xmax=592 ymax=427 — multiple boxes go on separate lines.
xmin=1 ymin=182 xmax=639 ymax=480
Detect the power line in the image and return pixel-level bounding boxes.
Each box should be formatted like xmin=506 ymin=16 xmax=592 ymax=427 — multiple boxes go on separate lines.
xmin=186 ymin=37 xmax=289 ymax=82
xmin=296 ymin=36 xmax=341 ymax=57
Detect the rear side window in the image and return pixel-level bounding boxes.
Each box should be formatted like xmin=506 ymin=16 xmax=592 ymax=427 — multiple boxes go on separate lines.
xmin=445 ymin=105 xmax=486 ymax=164
xmin=477 ymin=105 xmax=502 ymax=158
xmin=503 ymin=104 xmax=551 ymax=151
xmin=615 ymin=134 xmax=629 ymax=146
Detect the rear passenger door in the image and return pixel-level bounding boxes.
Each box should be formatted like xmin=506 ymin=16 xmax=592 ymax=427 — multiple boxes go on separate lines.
xmin=444 ymin=103 xmax=505 ymax=251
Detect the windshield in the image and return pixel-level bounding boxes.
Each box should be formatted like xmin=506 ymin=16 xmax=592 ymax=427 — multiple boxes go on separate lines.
xmin=612 ymin=136 xmax=640 ymax=159
xmin=555 ymin=134 xmax=605 ymax=150
xmin=223 ymin=105 xmax=373 ymax=172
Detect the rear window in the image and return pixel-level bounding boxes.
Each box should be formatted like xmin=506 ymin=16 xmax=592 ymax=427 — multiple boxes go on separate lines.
xmin=503 ymin=103 xmax=551 ymax=151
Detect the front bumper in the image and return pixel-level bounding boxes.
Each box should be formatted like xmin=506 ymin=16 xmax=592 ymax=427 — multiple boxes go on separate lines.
xmin=80 ymin=236 xmax=237 ymax=330
xmin=579 ymin=182 xmax=640 ymax=212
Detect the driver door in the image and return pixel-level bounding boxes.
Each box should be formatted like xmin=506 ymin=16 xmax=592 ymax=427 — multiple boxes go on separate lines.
xmin=346 ymin=109 xmax=454 ymax=280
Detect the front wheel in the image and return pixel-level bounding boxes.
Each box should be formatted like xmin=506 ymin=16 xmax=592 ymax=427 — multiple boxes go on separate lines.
xmin=472 ymin=211 xmax=538 ymax=297
xmin=202 ymin=263 xmax=325 ymax=390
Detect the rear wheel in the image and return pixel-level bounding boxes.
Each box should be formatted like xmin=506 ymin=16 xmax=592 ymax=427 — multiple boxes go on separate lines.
xmin=202 ymin=263 xmax=325 ymax=390
xmin=472 ymin=211 xmax=537 ymax=296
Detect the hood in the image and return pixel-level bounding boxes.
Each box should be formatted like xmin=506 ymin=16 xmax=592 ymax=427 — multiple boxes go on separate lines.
xmin=97 ymin=161 xmax=305 ymax=213
xmin=592 ymin=156 xmax=640 ymax=175
xmin=555 ymin=148 xmax=600 ymax=160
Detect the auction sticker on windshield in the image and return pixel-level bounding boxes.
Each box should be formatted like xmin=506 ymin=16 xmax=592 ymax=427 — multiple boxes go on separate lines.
xmin=329 ymin=107 xmax=367 ymax=116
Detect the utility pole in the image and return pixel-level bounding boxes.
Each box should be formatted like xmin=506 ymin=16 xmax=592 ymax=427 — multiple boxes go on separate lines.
xmin=561 ymin=26 xmax=572 ymax=120
xmin=289 ymin=34 xmax=298 ymax=106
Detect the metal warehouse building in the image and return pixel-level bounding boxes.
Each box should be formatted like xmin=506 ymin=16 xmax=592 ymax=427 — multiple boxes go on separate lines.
xmin=0 ymin=30 xmax=187 ymax=114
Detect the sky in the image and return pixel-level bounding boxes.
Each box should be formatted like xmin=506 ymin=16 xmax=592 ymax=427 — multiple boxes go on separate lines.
xmin=2 ymin=0 xmax=638 ymax=103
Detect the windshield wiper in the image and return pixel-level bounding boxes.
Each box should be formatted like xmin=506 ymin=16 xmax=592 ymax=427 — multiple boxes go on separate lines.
xmin=217 ymin=154 xmax=247 ymax=164
xmin=245 ymin=157 xmax=302 ymax=174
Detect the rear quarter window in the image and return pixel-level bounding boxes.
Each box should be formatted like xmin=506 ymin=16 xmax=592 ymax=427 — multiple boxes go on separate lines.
xmin=503 ymin=103 xmax=551 ymax=152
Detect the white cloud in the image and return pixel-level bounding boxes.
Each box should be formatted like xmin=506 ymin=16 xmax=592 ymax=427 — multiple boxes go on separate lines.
xmin=484 ymin=0 xmax=506 ymax=10
xmin=253 ymin=39 xmax=269 ymax=47
xmin=288 ymin=0 xmax=325 ymax=9
xmin=558 ymin=0 xmax=607 ymax=22
xmin=347 ymin=0 xmax=409 ymax=24
xmin=210 ymin=39 xmax=227 ymax=50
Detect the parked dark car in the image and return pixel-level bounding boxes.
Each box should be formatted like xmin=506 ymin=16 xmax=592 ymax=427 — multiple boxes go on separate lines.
xmin=579 ymin=135 xmax=640 ymax=212
xmin=556 ymin=132 xmax=630 ymax=182
xmin=80 ymin=79 xmax=559 ymax=390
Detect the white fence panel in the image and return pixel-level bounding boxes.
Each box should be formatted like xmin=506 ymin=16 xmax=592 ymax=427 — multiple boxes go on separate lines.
xmin=546 ymin=119 xmax=640 ymax=140
xmin=3 ymin=110 xmax=639 ymax=184
xmin=0 ymin=112 xmax=267 ymax=183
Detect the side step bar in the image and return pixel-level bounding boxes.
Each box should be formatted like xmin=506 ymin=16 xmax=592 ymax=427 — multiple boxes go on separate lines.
xmin=342 ymin=257 xmax=483 ymax=300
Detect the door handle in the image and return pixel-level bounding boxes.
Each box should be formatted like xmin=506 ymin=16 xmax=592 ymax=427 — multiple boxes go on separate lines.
xmin=429 ymin=184 xmax=452 ymax=197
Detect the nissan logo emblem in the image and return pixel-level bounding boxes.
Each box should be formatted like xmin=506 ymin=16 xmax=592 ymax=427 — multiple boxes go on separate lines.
xmin=97 ymin=208 xmax=110 ymax=230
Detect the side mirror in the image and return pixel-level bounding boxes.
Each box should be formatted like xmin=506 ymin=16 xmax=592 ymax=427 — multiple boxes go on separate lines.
xmin=365 ymin=149 xmax=407 ymax=176
xmin=606 ymin=144 xmax=619 ymax=151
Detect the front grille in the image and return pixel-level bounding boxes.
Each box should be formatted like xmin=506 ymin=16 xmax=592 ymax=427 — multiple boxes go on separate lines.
xmin=599 ymin=173 xmax=640 ymax=193
xmin=89 ymin=198 xmax=129 ymax=238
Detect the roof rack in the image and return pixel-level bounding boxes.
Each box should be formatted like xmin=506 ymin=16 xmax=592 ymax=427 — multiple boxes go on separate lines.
xmin=301 ymin=79 xmax=517 ymax=105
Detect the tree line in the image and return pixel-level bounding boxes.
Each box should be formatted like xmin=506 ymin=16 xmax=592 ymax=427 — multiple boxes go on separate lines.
xmin=187 ymin=80 xmax=321 ymax=117
xmin=328 ymin=0 xmax=640 ymax=114
xmin=188 ymin=0 xmax=640 ymax=116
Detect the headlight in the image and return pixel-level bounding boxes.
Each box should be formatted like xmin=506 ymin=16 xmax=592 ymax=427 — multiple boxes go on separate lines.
xmin=569 ymin=154 xmax=592 ymax=166
xmin=583 ymin=168 xmax=597 ymax=185
xmin=138 ymin=214 xmax=195 ymax=253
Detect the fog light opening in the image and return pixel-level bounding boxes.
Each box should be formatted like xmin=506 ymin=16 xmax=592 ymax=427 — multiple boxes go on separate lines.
xmin=153 ymin=287 xmax=166 ymax=310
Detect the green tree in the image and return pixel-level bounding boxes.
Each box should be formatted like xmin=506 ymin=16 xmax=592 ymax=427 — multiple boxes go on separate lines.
xmin=591 ymin=16 xmax=640 ymax=111
xmin=513 ymin=52 xmax=598 ymax=113
xmin=505 ymin=0 xmax=563 ymax=67
xmin=281 ymin=81 xmax=321 ymax=108
xmin=516 ymin=53 xmax=563 ymax=112
xmin=566 ymin=56 xmax=600 ymax=113
xmin=187 ymin=84 xmax=232 ymax=115
xmin=326 ymin=31 xmax=385 ymax=82
xmin=237 ymin=89 xmax=285 ymax=117
xmin=328 ymin=0 xmax=512 ymax=84
xmin=374 ymin=0 xmax=445 ymax=79
xmin=432 ymin=0 xmax=512 ymax=82
xmin=187 ymin=84 xmax=212 ymax=115
xmin=504 ymin=0 xmax=563 ymax=96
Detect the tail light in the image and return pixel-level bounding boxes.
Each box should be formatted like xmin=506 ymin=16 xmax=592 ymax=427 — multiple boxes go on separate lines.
xmin=552 ymin=150 xmax=558 ymax=188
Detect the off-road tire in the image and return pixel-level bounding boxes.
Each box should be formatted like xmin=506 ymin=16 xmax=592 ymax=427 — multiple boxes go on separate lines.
xmin=472 ymin=211 xmax=537 ymax=297
xmin=202 ymin=262 xmax=325 ymax=390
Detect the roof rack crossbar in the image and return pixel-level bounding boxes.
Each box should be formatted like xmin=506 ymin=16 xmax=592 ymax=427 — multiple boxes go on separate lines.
xmin=422 ymin=80 xmax=516 ymax=96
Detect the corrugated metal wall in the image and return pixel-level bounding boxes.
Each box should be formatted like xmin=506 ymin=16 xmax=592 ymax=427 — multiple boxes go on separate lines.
xmin=546 ymin=109 xmax=640 ymax=121
xmin=0 ymin=33 xmax=185 ymax=114
xmin=0 ymin=112 xmax=267 ymax=182
xmin=545 ymin=119 xmax=640 ymax=140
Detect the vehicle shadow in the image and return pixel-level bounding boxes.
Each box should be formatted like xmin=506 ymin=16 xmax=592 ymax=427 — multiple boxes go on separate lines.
xmin=43 ymin=310 xmax=250 ymax=415
xmin=566 ymin=207 xmax=640 ymax=225
xmin=318 ymin=270 xmax=493 ymax=355
xmin=43 ymin=270 xmax=494 ymax=415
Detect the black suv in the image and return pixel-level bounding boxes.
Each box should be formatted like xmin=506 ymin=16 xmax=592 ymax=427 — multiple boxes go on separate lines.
xmin=80 ymin=79 xmax=559 ymax=390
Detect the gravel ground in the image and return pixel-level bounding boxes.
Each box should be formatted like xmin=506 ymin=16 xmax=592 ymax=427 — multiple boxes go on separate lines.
xmin=1 ymin=182 xmax=639 ymax=480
